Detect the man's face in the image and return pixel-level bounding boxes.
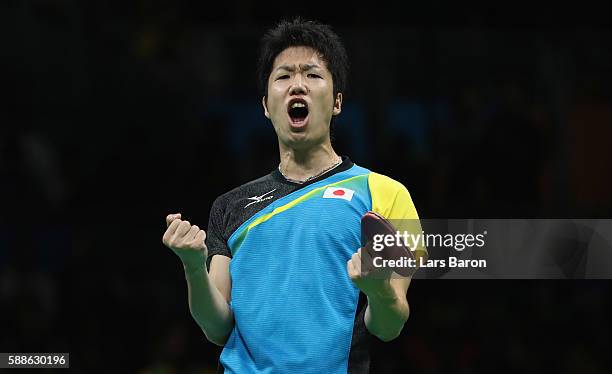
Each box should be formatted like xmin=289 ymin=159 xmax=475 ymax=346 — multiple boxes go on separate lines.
xmin=263 ymin=46 xmax=342 ymax=149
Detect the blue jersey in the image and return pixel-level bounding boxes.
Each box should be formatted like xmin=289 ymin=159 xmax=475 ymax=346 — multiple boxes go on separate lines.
xmin=205 ymin=157 xmax=421 ymax=374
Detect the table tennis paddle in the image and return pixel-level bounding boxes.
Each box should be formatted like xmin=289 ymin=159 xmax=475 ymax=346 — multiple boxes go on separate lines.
xmin=361 ymin=211 xmax=416 ymax=277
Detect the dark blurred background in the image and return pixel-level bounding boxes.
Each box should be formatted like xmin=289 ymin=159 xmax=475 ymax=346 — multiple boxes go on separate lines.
xmin=2 ymin=1 xmax=612 ymax=373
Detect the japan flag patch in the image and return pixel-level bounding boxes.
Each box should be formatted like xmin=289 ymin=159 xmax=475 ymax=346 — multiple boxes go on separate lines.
xmin=323 ymin=187 xmax=354 ymax=201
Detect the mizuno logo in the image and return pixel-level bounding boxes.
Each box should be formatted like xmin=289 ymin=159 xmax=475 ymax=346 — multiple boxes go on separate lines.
xmin=244 ymin=189 xmax=276 ymax=208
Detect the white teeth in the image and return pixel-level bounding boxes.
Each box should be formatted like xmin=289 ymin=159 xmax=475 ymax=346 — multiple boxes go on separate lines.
xmin=291 ymin=102 xmax=306 ymax=109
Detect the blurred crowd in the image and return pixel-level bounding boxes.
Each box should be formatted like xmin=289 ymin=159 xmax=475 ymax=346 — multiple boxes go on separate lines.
xmin=2 ymin=1 xmax=611 ymax=372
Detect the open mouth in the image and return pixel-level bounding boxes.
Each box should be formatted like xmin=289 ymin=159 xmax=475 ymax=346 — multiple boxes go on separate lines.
xmin=287 ymin=99 xmax=309 ymax=127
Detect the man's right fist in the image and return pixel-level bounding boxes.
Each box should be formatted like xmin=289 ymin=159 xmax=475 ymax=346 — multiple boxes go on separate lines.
xmin=162 ymin=213 xmax=208 ymax=268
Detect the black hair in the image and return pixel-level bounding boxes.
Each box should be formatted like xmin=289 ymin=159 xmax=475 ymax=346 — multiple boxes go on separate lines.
xmin=256 ymin=18 xmax=349 ymax=98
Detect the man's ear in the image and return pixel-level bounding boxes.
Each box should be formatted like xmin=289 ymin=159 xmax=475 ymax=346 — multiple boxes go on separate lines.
xmin=262 ymin=96 xmax=270 ymax=119
xmin=332 ymin=92 xmax=343 ymax=116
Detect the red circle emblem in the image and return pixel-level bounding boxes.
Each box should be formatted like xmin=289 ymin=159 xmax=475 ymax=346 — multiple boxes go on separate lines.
xmin=333 ymin=189 xmax=345 ymax=196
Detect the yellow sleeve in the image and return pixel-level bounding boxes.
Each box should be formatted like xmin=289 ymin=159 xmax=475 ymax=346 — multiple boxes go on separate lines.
xmin=368 ymin=172 xmax=428 ymax=260
xmin=368 ymin=172 xmax=419 ymax=220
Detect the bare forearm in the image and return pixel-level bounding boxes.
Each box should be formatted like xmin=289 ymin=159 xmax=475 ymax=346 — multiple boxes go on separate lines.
xmin=364 ymin=287 xmax=410 ymax=342
xmin=184 ymin=265 xmax=234 ymax=346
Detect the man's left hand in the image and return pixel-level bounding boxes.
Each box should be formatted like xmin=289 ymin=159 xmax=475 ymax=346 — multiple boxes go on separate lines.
xmin=347 ymin=246 xmax=396 ymax=299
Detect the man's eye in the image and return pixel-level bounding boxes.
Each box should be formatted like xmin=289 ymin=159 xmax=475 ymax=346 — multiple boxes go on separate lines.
xmin=307 ymin=74 xmax=321 ymax=79
xmin=276 ymin=75 xmax=289 ymax=80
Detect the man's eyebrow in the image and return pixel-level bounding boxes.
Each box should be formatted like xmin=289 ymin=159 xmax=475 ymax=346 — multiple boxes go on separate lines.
xmin=275 ymin=64 xmax=321 ymax=72
xmin=300 ymin=63 xmax=321 ymax=71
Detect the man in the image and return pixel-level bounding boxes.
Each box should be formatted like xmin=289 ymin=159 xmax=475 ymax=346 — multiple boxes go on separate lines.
xmin=162 ymin=18 xmax=424 ymax=374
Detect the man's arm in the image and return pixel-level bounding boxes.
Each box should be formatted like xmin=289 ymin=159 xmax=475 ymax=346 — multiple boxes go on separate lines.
xmin=348 ymin=248 xmax=410 ymax=342
xmin=363 ymin=277 xmax=410 ymax=342
xmin=362 ymin=172 xmax=426 ymax=341
xmin=163 ymin=213 xmax=234 ymax=346
xmin=184 ymin=255 xmax=234 ymax=346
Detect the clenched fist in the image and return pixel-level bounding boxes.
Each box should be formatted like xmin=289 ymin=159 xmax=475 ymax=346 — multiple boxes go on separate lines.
xmin=162 ymin=213 xmax=208 ymax=269
xmin=347 ymin=246 xmax=394 ymax=298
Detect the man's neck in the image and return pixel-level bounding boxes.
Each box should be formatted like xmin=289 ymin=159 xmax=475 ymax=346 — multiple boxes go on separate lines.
xmin=278 ymin=143 xmax=341 ymax=183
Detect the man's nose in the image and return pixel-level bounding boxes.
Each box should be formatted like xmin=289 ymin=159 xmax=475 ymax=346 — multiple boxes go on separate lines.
xmin=289 ymin=75 xmax=308 ymax=95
